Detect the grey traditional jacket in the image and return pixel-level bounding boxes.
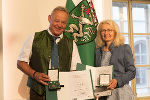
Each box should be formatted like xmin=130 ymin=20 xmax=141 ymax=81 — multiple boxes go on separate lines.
xmin=94 ymin=43 xmax=136 ymax=88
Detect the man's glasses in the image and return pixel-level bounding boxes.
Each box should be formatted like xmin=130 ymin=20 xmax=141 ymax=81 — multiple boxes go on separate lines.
xmin=100 ymin=29 xmax=114 ymax=33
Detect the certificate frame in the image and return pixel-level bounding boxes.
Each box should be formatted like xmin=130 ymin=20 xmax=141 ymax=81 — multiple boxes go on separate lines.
xmin=48 ymin=69 xmax=60 ymax=90
xmin=99 ymin=74 xmax=110 ymax=87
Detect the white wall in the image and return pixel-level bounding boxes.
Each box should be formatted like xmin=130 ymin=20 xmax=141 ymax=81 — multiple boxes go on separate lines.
xmin=94 ymin=0 xmax=112 ymax=22
xmin=2 ymin=0 xmax=67 ymax=100
xmin=2 ymin=0 xmax=112 ymax=100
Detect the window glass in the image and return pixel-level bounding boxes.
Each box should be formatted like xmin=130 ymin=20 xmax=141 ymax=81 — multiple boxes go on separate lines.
xmin=136 ymin=67 xmax=150 ymax=97
xmin=124 ymin=34 xmax=129 ymax=44
xmin=112 ymin=2 xmax=128 ymax=33
xmin=134 ymin=35 xmax=150 ymax=65
xmin=112 ymin=7 xmax=120 ymax=20
xmin=132 ymin=3 xmax=150 ymax=33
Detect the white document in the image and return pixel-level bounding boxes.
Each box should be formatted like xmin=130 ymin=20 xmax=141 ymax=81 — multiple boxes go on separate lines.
xmin=57 ymin=70 xmax=94 ymax=100
xmin=86 ymin=65 xmax=113 ymax=97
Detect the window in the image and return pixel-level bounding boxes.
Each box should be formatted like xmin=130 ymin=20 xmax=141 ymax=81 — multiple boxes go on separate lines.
xmin=112 ymin=0 xmax=150 ymax=99
xmin=112 ymin=2 xmax=128 ymax=33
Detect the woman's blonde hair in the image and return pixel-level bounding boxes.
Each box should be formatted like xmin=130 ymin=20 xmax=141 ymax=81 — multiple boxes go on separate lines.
xmin=95 ymin=19 xmax=124 ymax=48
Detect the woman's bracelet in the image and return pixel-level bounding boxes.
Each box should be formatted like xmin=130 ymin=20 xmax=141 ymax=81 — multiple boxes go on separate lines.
xmin=33 ymin=71 xmax=37 ymax=79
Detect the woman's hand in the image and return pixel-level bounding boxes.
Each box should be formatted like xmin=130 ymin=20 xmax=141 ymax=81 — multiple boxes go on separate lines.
xmin=107 ymin=79 xmax=117 ymax=90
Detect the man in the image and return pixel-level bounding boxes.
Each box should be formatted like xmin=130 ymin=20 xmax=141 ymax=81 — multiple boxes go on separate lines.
xmin=17 ymin=6 xmax=81 ymax=100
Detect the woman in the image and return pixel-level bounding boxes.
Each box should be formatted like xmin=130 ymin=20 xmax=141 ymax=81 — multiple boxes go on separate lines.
xmin=95 ymin=20 xmax=136 ymax=100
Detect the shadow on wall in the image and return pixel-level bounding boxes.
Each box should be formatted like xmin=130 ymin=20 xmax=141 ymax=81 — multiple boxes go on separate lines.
xmin=0 ymin=17 xmax=3 ymax=100
xmin=18 ymin=74 xmax=30 ymax=100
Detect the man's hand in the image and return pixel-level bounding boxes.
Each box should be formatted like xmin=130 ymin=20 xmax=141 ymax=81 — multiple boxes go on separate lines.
xmin=34 ymin=72 xmax=50 ymax=86
xmin=107 ymin=79 xmax=117 ymax=90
